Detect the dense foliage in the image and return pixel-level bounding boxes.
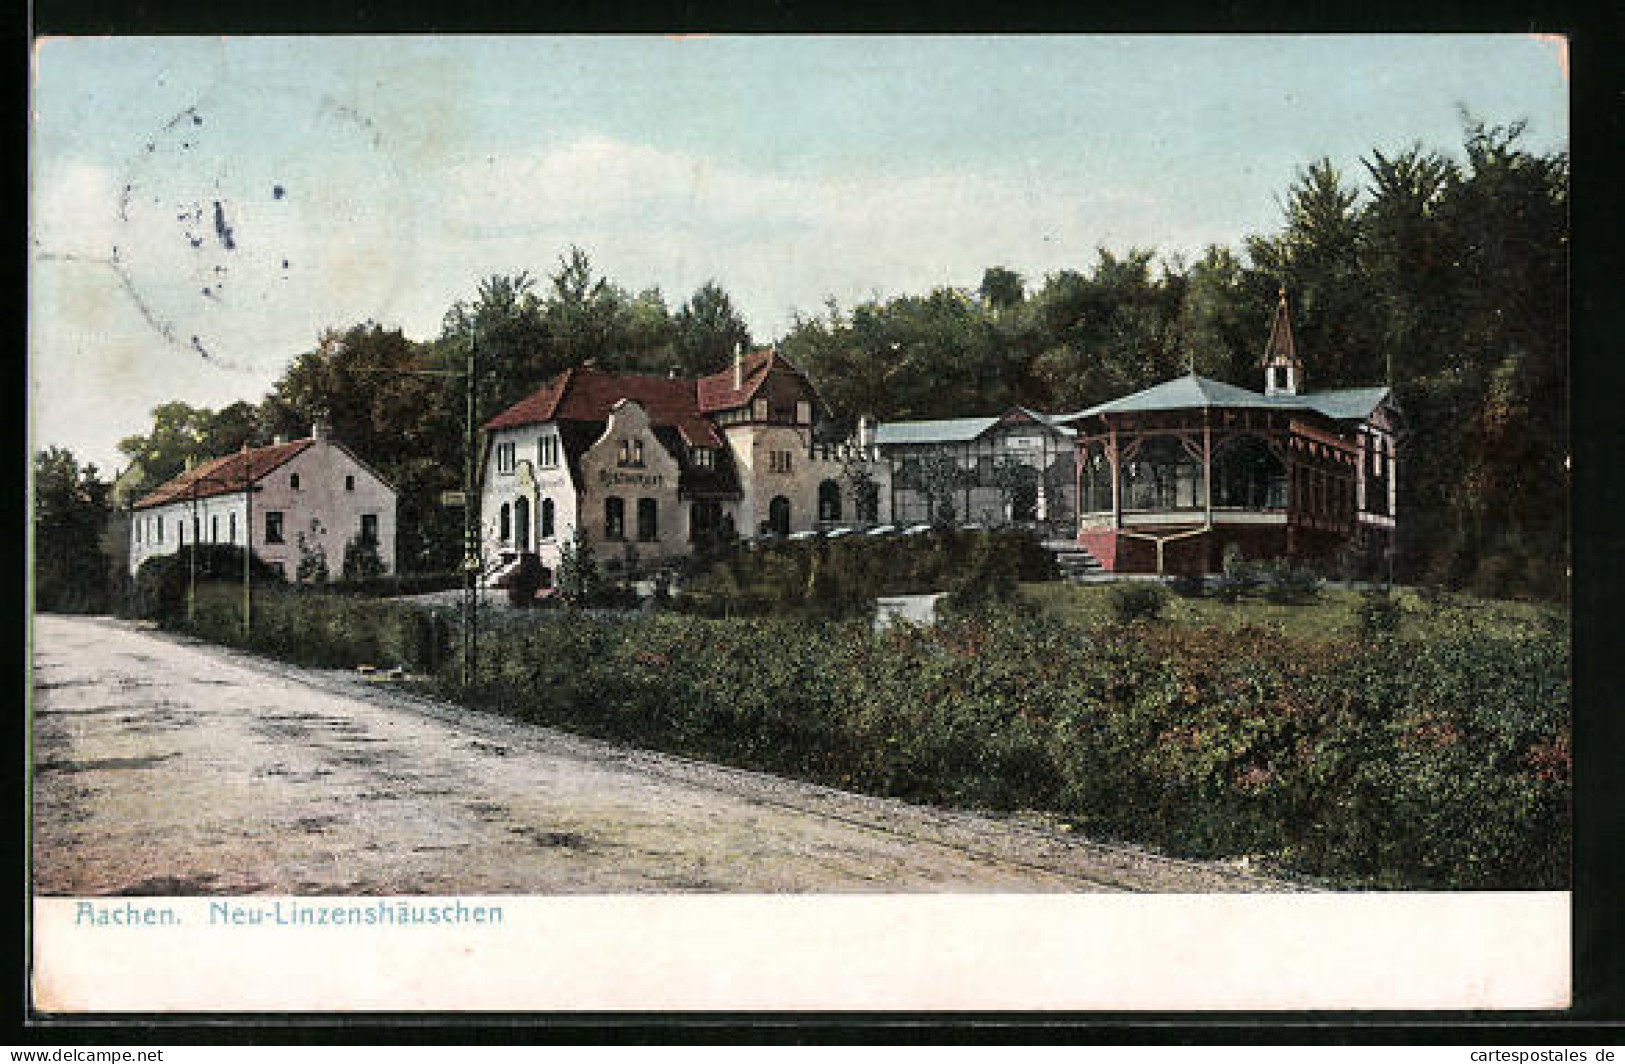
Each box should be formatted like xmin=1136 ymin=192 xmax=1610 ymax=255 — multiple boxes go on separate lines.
xmin=676 ymin=529 xmax=1055 ymax=618
xmin=170 ymin=583 xmax=1568 ymax=890
xmin=33 ymin=447 xmax=113 ymax=613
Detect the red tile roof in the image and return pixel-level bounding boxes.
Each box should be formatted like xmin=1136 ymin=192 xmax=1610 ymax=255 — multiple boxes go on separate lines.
xmin=694 ymin=347 xmax=824 ymax=413
xmin=484 ymin=367 xmax=725 ymax=448
xmin=132 ymin=439 xmax=313 ymax=510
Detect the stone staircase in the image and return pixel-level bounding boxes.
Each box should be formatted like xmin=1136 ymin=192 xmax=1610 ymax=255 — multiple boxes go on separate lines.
xmin=1043 ymin=539 xmax=1105 ymax=581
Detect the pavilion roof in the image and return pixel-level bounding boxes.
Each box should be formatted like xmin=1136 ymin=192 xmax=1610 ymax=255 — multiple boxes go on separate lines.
xmin=875 ymin=406 xmax=1075 ymax=447
xmin=1064 ymin=373 xmax=1390 ymax=423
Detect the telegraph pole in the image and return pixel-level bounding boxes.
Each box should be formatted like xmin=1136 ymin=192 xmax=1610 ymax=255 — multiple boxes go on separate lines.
xmin=462 ymin=337 xmax=481 ymax=689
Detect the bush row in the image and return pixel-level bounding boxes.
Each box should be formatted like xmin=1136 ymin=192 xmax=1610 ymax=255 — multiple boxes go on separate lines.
xmin=458 ymin=606 xmax=1568 ymax=890
xmin=676 ymin=529 xmax=1058 ymax=618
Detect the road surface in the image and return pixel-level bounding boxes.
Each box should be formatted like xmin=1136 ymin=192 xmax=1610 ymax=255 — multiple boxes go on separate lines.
xmin=31 ymin=614 xmax=1297 ymax=895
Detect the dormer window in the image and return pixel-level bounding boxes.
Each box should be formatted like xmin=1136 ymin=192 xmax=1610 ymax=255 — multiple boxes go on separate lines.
xmin=495 ymin=441 xmax=516 ymax=473
xmin=796 ymin=401 xmax=812 ymax=425
xmin=752 ymin=398 xmax=769 ymax=421
xmin=692 ymin=447 xmax=714 ymax=469
xmin=538 ymin=435 xmax=559 ymax=468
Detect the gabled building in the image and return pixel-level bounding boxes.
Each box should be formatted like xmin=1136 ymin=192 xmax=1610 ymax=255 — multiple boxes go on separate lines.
xmin=479 ymin=346 xmax=890 ymax=584
xmin=874 ymin=407 xmax=1078 ymax=528
xmin=1060 ymin=290 xmax=1398 ymax=574
xmin=128 ymin=421 xmax=397 ymax=581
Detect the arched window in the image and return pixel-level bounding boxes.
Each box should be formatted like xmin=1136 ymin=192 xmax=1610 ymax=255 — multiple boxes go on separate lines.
xmin=1212 ymin=436 xmax=1286 ymax=510
xmin=605 ymin=497 xmax=625 ymax=540
xmin=1124 ymin=436 xmax=1203 ymax=511
xmin=499 ymin=502 xmax=511 ymax=543
xmin=540 ymin=498 xmax=555 ymax=540
xmin=768 ymin=495 xmax=791 ymax=536
xmin=637 ymin=498 xmax=658 ymax=541
xmin=818 ymin=480 xmax=842 ymax=522
xmin=1081 ymin=442 xmax=1113 ymax=513
xmin=514 ymin=495 xmax=531 ymax=552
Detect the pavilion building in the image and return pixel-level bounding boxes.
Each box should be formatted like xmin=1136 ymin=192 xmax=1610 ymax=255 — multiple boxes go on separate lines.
xmin=1061 ymin=290 xmax=1398 ymax=574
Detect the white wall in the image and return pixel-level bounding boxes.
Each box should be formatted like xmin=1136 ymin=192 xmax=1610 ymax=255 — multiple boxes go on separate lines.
xmin=129 ymin=440 xmax=397 ymax=580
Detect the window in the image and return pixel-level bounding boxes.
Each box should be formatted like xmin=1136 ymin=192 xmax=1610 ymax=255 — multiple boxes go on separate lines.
xmin=768 ymin=450 xmax=793 ymax=474
xmin=211 ymin=515 xmax=219 ymax=542
xmin=345 ymin=474 xmax=356 ymax=491
xmin=290 ymin=472 xmax=301 ymax=490
xmin=617 ymin=439 xmax=645 ymax=468
xmin=135 ymin=520 xmax=142 ymax=545
xmin=1123 ymin=437 xmax=1203 ymax=511
xmin=540 ymin=498 xmax=555 ymax=539
xmin=1082 ymin=443 xmax=1113 ymax=513
xmin=538 ymin=435 xmax=559 ymax=468
xmin=361 ymin=513 xmax=378 ymax=545
xmin=796 ymin=401 xmax=813 ymax=425
xmin=753 ymin=398 xmax=769 ymax=421
xmin=690 ymin=499 xmax=722 ymax=543
xmin=605 ymin=497 xmax=625 ymax=540
xmin=266 ymin=511 xmax=285 ymax=544
xmin=514 ymin=496 xmax=531 ymax=551
xmin=1213 ymin=436 xmax=1287 ymax=510
xmin=818 ymin=480 xmax=842 ymax=521
xmin=156 ymin=517 xmax=163 ymax=543
xmin=178 ymin=521 xmax=185 ymax=546
xmin=692 ymin=447 xmax=713 ymax=469
xmin=637 ymin=497 xmax=658 ymax=541
xmin=499 ymin=503 xmax=511 ymax=543
xmin=229 ymin=512 xmax=237 ymax=544
xmin=496 ymin=441 xmax=516 ymax=473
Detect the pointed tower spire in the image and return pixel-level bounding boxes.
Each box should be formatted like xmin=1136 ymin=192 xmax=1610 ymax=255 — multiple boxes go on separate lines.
xmin=1262 ymin=285 xmax=1304 ymax=396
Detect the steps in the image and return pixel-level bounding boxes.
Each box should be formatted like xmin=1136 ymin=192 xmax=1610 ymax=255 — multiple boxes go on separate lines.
xmin=1043 ymin=540 xmax=1105 ymax=581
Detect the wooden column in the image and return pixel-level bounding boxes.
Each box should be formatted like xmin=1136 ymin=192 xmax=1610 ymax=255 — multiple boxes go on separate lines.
xmin=1109 ymin=424 xmax=1121 ymax=531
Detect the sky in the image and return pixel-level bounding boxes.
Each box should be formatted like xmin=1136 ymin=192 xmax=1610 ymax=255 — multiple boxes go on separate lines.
xmin=29 ymin=35 xmax=1568 ymax=473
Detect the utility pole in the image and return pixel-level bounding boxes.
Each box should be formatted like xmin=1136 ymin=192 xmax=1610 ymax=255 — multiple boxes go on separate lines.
xmin=242 ymin=442 xmax=253 ymax=638
xmin=462 ymin=337 xmax=481 ymax=689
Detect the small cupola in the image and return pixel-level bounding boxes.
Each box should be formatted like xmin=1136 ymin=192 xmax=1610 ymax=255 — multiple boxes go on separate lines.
xmin=1262 ymin=286 xmax=1304 ymax=397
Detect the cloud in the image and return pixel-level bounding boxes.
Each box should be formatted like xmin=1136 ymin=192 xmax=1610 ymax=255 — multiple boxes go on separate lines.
xmin=430 ymin=134 xmax=1202 ymax=337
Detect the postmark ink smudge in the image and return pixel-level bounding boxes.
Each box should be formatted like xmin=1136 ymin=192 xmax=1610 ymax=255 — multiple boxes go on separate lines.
xmin=212 ymin=201 xmax=236 ymax=250
xmin=273 ymin=185 xmax=285 ymax=200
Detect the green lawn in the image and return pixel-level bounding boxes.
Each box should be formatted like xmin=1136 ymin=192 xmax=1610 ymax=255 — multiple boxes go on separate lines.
xmin=1018 ymin=580 xmax=1566 ymax=642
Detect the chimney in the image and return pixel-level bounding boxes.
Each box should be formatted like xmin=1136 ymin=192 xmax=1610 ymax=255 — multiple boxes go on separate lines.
xmin=733 ymin=343 xmax=743 ymax=391
xmin=857 ymin=414 xmax=877 ymax=450
xmin=272 ymin=433 xmax=287 ymax=446
xmin=311 ymin=417 xmax=330 ymax=441
xmin=668 ymin=366 xmax=679 ymax=379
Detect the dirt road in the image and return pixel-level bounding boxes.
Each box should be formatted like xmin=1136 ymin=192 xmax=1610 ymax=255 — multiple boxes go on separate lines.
xmin=30 ymin=614 xmax=1297 ymax=895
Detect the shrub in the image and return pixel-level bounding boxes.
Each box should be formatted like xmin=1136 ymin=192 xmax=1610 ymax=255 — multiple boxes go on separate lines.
xmin=1168 ymin=571 xmax=1206 ymax=599
xmin=1263 ymin=560 xmax=1323 ymax=605
xmin=1357 ymin=587 xmax=1404 ymax=637
xmin=127 ymin=546 xmax=284 ymax=621
xmin=1108 ymin=581 xmax=1169 ymax=623
xmin=340 ymin=535 xmax=386 ymax=582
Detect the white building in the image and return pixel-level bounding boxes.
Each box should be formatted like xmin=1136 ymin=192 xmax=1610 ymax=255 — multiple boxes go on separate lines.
xmin=478 ymin=347 xmax=892 ymax=584
xmin=128 ymin=421 xmax=397 ymax=581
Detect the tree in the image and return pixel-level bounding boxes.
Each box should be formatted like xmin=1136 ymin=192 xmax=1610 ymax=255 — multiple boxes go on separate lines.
xmin=979 ymin=266 xmax=1026 ymax=312
xmin=673 ymin=281 xmax=752 ymax=376
xmin=918 ymin=451 xmax=966 ymax=528
xmin=33 ymin=447 xmax=112 ymax=612
xmin=117 ymin=400 xmax=263 ymax=497
xmin=991 ymin=456 xmax=1039 ymax=524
